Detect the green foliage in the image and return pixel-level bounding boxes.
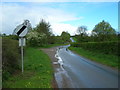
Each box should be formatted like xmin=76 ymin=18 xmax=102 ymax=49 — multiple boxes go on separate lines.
xmin=47 ymin=35 xmax=56 ymax=44
xmin=74 ymin=33 xmax=118 ymax=43
xmin=27 ymin=19 xmax=57 ymax=46
xmin=2 ymin=37 xmax=20 ymax=81
xmin=75 ymin=35 xmax=89 ymax=42
xmin=71 ymin=41 xmax=119 ymax=56
xmin=3 ymin=47 xmax=53 ymax=88
xmin=74 ymin=21 xmax=117 ymax=43
xmin=91 ymin=34 xmax=118 ymax=42
xmin=6 ymin=35 xmax=19 ymax=40
xmin=35 ymin=19 xmax=52 ymax=37
xmin=61 ymin=31 xmax=70 ymax=43
xmin=53 ymin=36 xmax=64 ymax=44
xmin=27 ymin=30 xmax=47 ymax=47
xmin=69 ymin=47 xmax=118 ymax=69
xmin=92 ymin=20 xmax=116 ymax=35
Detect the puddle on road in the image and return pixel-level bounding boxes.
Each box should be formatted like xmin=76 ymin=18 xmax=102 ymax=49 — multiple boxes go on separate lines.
xmin=53 ymin=47 xmax=74 ymax=88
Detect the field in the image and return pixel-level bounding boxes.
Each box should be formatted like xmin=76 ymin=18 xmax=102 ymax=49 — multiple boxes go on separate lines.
xmin=3 ymin=47 xmax=53 ymax=88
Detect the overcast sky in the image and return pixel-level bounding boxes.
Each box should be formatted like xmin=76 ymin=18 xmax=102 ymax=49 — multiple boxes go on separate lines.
xmin=1 ymin=1 xmax=118 ymax=35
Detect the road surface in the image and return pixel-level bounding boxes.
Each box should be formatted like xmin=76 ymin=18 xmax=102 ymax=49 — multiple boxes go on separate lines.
xmin=70 ymin=37 xmax=76 ymax=42
xmin=54 ymin=45 xmax=118 ymax=88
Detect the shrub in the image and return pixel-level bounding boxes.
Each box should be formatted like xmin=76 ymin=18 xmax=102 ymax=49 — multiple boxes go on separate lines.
xmin=27 ymin=31 xmax=47 ymax=47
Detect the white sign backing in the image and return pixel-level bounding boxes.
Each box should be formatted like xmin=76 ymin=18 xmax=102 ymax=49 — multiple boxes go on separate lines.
xmin=19 ymin=38 xmax=26 ymax=46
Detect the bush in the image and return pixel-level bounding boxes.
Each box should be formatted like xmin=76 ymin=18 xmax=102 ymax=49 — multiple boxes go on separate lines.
xmin=71 ymin=41 xmax=119 ymax=56
xmin=2 ymin=37 xmax=20 ymax=81
xmin=27 ymin=31 xmax=47 ymax=47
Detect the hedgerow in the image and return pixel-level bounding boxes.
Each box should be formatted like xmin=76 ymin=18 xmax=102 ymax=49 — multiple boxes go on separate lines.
xmin=2 ymin=37 xmax=20 ymax=81
xmin=71 ymin=41 xmax=119 ymax=56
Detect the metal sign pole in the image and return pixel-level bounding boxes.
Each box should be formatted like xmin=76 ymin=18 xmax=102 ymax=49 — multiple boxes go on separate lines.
xmin=21 ymin=38 xmax=24 ymax=73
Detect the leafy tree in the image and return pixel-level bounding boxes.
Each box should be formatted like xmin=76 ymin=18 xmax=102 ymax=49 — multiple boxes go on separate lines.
xmin=92 ymin=20 xmax=116 ymax=41
xmin=32 ymin=19 xmax=55 ymax=45
xmin=35 ymin=19 xmax=52 ymax=37
xmin=92 ymin=20 xmax=116 ymax=35
xmin=61 ymin=31 xmax=70 ymax=43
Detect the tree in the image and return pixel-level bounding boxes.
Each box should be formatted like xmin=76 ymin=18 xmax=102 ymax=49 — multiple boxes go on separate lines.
xmin=29 ymin=19 xmax=55 ymax=45
xmin=76 ymin=26 xmax=88 ymax=42
xmin=77 ymin=26 xmax=87 ymax=36
xmin=92 ymin=20 xmax=116 ymax=35
xmin=61 ymin=31 xmax=70 ymax=43
xmin=92 ymin=20 xmax=116 ymax=41
xmin=35 ymin=19 xmax=52 ymax=37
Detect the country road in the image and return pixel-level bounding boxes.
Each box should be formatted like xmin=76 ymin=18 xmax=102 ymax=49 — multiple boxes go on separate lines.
xmin=42 ymin=45 xmax=119 ymax=88
xmin=54 ymin=45 xmax=118 ymax=88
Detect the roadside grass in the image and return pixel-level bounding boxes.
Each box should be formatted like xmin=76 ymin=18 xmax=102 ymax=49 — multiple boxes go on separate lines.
xmin=69 ymin=46 xmax=119 ymax=69
xmin=3 ymin=47 xmax=53 ymax=88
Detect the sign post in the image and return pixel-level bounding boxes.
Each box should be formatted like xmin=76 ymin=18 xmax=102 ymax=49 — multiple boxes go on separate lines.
xmin=13 ymin=20 xmax=31 ymax=73
xmin=21 ymin=38 xmax=24 ymax=73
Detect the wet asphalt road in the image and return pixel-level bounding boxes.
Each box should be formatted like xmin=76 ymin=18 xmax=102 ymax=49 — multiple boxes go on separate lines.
xmin=56 ymin=45 xmax=118 ymax=88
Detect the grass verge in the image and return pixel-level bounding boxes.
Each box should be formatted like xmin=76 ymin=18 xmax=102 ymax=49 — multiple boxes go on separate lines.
xmin=69 ymin=46 xmax=119 ymax=69
xmin=3 ymin=47 xmax=53 ymax=88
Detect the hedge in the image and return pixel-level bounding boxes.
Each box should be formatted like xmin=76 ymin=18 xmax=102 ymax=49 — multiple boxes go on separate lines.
xmin=71 ymin=41 xmax=119 ymax=56
xmin=2 ymin=37 xmax=20 ymax=81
